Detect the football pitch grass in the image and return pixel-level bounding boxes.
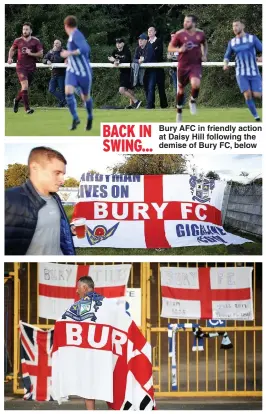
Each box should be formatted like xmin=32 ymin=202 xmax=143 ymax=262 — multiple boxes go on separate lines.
xmin=5 ymin=106 xmax=262 ymax=136
xmin=74 ymin=240 xmax=261 ymax=256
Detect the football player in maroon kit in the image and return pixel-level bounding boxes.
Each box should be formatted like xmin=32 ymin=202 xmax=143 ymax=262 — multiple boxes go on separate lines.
xmin=168 ymin=15 xmax=208 ymax=122
xmin=7 ymin=22 xmax=43 ymax=114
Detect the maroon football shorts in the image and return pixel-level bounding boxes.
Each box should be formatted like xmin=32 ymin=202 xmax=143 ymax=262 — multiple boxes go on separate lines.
xmin=16 ymin=68 xmax=34 ymax=85
xmin=178 ymin=65 xmax=202 ymax=87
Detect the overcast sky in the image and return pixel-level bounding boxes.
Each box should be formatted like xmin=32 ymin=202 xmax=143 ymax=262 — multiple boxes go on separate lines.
xmin=5 ymin=142 xmax=262 ymax=183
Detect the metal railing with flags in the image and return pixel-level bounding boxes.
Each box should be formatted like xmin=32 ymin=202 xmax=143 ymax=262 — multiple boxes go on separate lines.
xmin=5 ymin=262 xmax=262 ymax=399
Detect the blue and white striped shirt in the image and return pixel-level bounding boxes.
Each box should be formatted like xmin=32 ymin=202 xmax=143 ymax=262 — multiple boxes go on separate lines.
xmin=67 ymin=28 xmax=91 ymax=77
xmin=224 ymin=33 xmax=262 ymax=77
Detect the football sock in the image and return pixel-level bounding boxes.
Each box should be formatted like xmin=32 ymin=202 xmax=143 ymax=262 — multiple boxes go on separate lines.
xmin=177 ymin=92 xmax=185 ymax=113
xmin=191 ymin=88 xmax=199 ymax=101
xmin=66 ymin=94 xmax=79 ymax=120
xmin=246 ymin=98 xmax=259 ymax=119
xmin=85 ymin=97 xmax=93 ymax=120
xmin=15 ymin=90 xmax=23 ymax=103
xmin=21 ymin=90 xmax=30 ymax=111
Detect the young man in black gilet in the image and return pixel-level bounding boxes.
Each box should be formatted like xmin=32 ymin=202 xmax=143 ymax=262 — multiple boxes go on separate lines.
xmin=108 ymin=38 xmax=141 ymax=109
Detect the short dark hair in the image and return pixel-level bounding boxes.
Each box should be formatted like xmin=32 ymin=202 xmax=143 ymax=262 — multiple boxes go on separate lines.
xmin=64 ymin=15 xmax=78 ymax=28
xmin=233 ymin=18 xmax=245 ymax=25
xmin=185 ymin=15 xmax=198 ymax=24
xmin=78 ymin=276 xmax=94 ymax=289
xmin=28 ymin=146 xmax=67 ymax=166
xmin=23 ymin=22 xmax=32 ymax=29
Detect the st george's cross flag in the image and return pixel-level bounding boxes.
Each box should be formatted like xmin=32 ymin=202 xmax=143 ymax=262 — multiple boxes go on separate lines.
xmin=19 ymin=321 xmax=53 ymax=401
xmin=51 ymin=292 xmax=156 ymax=410
xmin=38 ymin=263 xmax=131 ymax=320
xmin=160 ymin=267 xmax=254 ymax=320
xmin=71 ymin=173 xmax=251 ymax=249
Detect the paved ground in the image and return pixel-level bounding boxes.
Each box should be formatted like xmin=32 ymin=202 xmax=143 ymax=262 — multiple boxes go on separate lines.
xmin=4 ymin=396 xmax=262 ymax=410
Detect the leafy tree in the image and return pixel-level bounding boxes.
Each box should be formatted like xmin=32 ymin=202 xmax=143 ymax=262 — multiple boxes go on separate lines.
xmin=205 ymin=170 xmax=220 ymax=180
xmin=110 ymin=155 xmax=187 ymax=175
xmin=63 ymin=177 xmax=79 ymax=187
xmin=5 ymin=163 xmax=28 ymax=188
xmin=86 ymin=169 xmax=100 ymax=175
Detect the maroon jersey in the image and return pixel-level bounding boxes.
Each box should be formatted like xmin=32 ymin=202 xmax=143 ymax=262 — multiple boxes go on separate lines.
xmin=12 ymin=36 xmax=42 ymax=72
xmin=171 ymin=29 xmax=206 ymax=68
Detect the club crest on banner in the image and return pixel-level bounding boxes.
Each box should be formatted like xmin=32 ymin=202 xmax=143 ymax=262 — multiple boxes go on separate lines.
xmin=87 ymin=223 xmax=119 ymax=245
xmin=189 ymin=175 xmax=215 ymax=203
xmin=62 ymin=293 xmax=104 ymax=322
xmin=80 ymin=302 xmax=93 ymax=316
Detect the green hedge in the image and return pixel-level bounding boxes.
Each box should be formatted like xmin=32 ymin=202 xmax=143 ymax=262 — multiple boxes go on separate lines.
xmin=5 ymin=63 xmax=262 ymax=108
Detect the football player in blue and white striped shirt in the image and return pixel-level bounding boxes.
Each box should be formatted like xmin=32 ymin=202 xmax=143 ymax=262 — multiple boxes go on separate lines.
xmin=61 ymin=16 xmax=93 ymax=131
xmin=223 ymin=19 xmax=262 ymax=121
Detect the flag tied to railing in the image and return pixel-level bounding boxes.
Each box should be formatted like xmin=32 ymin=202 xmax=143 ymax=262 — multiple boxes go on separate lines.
xmin=161 ymin=266 xmax=254 ymax=320
xmin=38 ymin=263 xmax=131 ymax=320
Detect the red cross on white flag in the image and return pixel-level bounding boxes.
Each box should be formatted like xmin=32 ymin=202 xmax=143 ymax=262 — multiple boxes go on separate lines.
xmin=38 ymin=263 xmax=131 ymax=320
xmin=160 ymin=267 xmax=253 ymax=320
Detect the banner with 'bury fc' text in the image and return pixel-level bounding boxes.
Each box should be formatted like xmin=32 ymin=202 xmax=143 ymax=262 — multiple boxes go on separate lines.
xmin=71 ymin=174 xmax=251 ymax=248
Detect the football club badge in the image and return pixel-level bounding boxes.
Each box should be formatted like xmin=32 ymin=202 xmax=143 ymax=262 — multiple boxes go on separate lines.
xmin=63 ymin=292 xmax=104 ymax=322
xmin=189 ymin=175 xmax=215 ymax=203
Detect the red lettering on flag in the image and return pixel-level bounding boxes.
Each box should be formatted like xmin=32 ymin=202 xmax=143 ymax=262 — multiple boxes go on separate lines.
xmin=161 ymin=267 xmax=251 ymax=318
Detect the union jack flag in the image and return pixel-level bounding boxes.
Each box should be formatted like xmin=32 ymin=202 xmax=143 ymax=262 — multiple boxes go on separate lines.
xmin=19 ymin=321 xmax=54 ymax=401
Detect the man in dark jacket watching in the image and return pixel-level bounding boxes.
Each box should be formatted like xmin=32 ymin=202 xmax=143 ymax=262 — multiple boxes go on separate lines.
xmin=43 ymin=40 xmax=66 ymax=107
xmin=108 ymin=38 xmax=141 ymax=109
xmin=148 ymin=26 xmax=168 ymax=108
xmin=5 ymin=146 xmax=76 ymax=255
xmin=134 ymin=33 xmax=156 ymax=109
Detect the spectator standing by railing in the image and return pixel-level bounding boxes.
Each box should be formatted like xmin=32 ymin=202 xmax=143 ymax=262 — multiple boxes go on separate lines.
xmin=108 ymin=38 xmax=141 ymax=109
xmin=148 ymin=26 xmax=168 ymax=108
xmin=133 ymin=33 xmax=156 ymax=109
xmin=43 ymin=39 xmax=66 ymax=107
